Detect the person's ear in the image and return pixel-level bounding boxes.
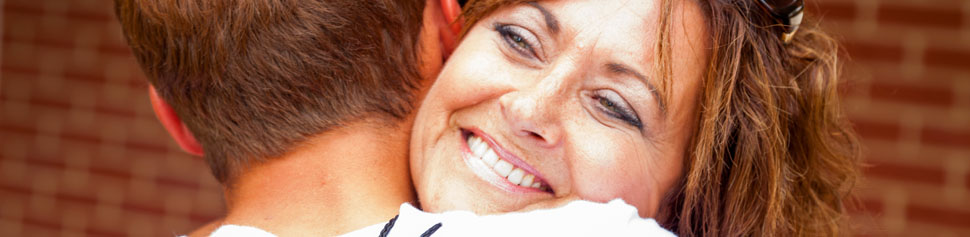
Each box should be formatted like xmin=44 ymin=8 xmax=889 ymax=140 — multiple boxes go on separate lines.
xmin=148 ymin=86 xmax=204 ymax=156
xmin=437 ymin=0 xmax=463 ymax=57
xmin=440 ymin=0 xmax=462 ymax=35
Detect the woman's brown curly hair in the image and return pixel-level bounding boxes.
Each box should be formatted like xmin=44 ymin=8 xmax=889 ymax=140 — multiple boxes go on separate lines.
xmin=459 ymin=0 xmax=862 ymax=236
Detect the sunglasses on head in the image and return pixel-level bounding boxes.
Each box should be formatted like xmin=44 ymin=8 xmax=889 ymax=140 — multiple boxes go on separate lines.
xmin=756 ymin=0 xmax=804 ymax=44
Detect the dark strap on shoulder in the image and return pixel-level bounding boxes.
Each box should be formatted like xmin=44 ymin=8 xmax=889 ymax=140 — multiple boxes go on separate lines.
xmin=376 ymin=214 xmax=442 ymax=237
xmin=378 ymin=215 xmax=399 ymax=237
xmin=420 ymin=223 xmax=443 ymax=237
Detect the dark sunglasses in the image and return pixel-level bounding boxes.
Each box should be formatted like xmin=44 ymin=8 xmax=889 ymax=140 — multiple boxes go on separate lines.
xmin=756 ymin=0 xmax=804 ymax=43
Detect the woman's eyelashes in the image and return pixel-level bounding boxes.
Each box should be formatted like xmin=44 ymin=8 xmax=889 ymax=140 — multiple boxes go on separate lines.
xmin=592 ymin=90 xmax=643 ymax=129
xmin=495 ymin=23 xmax=542 ymax=61
xmin=493 ymin=23 xmax=642 ymax=129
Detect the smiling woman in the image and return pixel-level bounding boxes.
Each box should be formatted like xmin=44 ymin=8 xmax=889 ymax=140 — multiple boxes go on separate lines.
xmin=411 ymin=0 xmax=703 ymax=218
xmin=410 ymin=0 xmax=860 ymax=236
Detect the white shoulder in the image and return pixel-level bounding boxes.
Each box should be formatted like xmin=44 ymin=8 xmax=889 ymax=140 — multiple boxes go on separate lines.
xmin=459 ymin=199 xmax=675 ymax=236
xmin=208 ymin=225 xmax=277 ymax=237
xmin=344 ymin=200 xmax=676 ymax=237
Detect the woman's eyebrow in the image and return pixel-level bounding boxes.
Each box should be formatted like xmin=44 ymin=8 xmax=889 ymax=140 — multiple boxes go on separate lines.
xmin=606 ymin=63 xmax=667 ymax=115
xmin=525 ymin=2 xmax=559 ymax=34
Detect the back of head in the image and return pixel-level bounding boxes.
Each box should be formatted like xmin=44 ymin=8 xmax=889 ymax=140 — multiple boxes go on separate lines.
xmin=114 ymin=0 xmax=427 ymax=183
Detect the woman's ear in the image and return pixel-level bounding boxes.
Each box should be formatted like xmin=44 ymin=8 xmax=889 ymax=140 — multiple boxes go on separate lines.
xmin=148 ymin=86 xmax=204 ymax=157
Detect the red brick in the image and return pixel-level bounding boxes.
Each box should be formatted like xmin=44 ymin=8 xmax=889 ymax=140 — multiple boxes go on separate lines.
xmin=924 ymin=47 xmax=970 ymax=70
xmin=848 ymin=198 xmax=884 ymax=215
xmin=124 ymin=140 xmax=169 ymax=154
xmin=3 ymin=2 xmax=112 ymax=23
xmin=98 ymin=44 xmax=133 ymax=57
xmin=2 ymin=41 xmax=40 ymax=67
xmin=2 ymin=64 xmax=40 ymax=76
xmin=22 ymin=37 xmax=75 ymax=51
xmin=852 ymin=120 xmax=901 ymax=141
xmin=0 ymin=185 xmax=213 ymax=234
xmin=155 ymin=177 xmax=202 ymax=191
xmin=813 ymin=2 xmax=856 ymax=21
xmin=863 ymin=160 xmax=945 ymax=185
xmin=119 ymin=200 xmax=215 ymax=224
xmin=0 ymin=1 xmax=223 ymax=235
xmin=84 ymin=228 xmax=126 ymax=237
xmin=0 ymin=123 xmax=34 ymax=135
xmin=17 ymin=218 xmax=122 ymax=237
xmin=0 ymin=124 xmax=167 ymax=154
xmin=17 ymin=152 xmax=200 ymax=193
xmin=17 ymin=224 xmax=59 ymax=237
xmin=907 ymin=203 xmax=970 ymax=228
xmin=63 ymin=69 xmax=108 ymax=84
xmin=2 ymin=3 xmax=43 ymax=17
xmin=877 ymin=6 xmax=963 ymax=29
xmin=844 ymin=41 xmax=904 ymax=63
xmin=868 ymin=81 xmax=954 ymax=107
xmin=869 ymin=81 xmax=954 ymax=106
xmin=3 ymin=13 xmax=40 ymax=42
xmin=29 ymin=95 xmax=138 ymax=118
xmin=18 ymin=217 xmax=61 ymax=233
xmin=921 ymin=127 xmax=970 ymax=148
xmin=3 ymin=19 xmax=124 ymax=57
xmin=4 ymin=65 xmax=144 ymax=91
xmin=62 ymin=9 xmax=113 ymax=23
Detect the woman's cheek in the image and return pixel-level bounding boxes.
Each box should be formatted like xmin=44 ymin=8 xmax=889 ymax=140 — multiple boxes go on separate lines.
xmin=434 ymin=54 xmax=506 ymax=111
xmin=571 ymin=136 xmax=657 ymax=211
xmin=569 ymin=137 xmax=628 ymax=195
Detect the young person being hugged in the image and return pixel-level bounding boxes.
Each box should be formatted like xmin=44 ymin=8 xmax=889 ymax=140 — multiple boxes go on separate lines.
xmin=115 ymin=0 xmax=455 ymax=235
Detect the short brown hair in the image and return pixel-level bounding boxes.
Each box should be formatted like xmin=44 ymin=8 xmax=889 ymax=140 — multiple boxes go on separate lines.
xmin=461 ymin=0 xmax=861 ymax=235
xmin=114 ymin=0 xmax=427 ymax=183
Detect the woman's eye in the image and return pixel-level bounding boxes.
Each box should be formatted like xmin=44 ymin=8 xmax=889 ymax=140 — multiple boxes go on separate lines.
xmin=599 ymin=97 xmax=620 ymax=112
xmin=592 ymin=91 xmax=642 ymax=129
xmin=495 ymin=24 xmax=540 ymax=60
xmin=511 ymin=34 xmax=528 ymax=49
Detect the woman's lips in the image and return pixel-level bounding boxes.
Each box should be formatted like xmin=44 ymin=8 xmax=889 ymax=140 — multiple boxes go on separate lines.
xmin=460 ymin=128 xmax=552 ymax=193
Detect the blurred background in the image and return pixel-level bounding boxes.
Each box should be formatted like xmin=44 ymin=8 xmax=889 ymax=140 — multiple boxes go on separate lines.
xmin=0 ymin=0 xmax=967 ymax=236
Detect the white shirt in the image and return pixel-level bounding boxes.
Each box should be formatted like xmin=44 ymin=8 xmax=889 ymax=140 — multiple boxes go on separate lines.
xmin=208 ymin=199 xmax=675 ymax=237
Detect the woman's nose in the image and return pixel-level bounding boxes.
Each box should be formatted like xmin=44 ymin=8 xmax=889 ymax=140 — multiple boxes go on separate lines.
xmin=498 ymin=81 xmax=565 ymax=148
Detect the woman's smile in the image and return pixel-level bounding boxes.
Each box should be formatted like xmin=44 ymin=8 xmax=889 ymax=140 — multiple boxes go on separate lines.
xmin=459 ymin=127 xmax=554 ymax=194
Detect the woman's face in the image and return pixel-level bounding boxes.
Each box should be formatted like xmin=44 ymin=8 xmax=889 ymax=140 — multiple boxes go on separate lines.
xmin=410 ymin=0 xmax=708 ymax=217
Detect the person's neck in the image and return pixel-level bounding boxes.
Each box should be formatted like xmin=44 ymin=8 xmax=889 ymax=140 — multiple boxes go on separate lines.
xmin=216 ymin=121 xmax=416 ymax=236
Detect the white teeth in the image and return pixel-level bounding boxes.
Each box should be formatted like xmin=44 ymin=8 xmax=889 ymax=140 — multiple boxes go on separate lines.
xmin=481 ymin=149 xmax=499 ymax=166
xmin=467 ymin=134 xmax=546 ymax=191
xmin=507 ymin=168 xmax=525 ymax=185
xmin=472 ymin=140 xmax=488 ymax=157
xmin=493 ymin=160 xmax=514 ymax=177
xmin=469 ymin=136 xmax=483 ymax=148
xmin=520 ymin=174 xmax=534 ymax=187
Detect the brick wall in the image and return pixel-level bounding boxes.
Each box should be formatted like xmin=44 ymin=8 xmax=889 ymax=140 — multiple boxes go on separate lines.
xmin=815 ymin=0 xmax=970 ymax=235
xmin=0 ymin=0 xmax=223 ymax=236
xmin=0 ymin=0 xmax=967 ymax=236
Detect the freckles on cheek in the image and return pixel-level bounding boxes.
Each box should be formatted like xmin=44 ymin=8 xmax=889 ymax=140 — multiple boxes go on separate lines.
xmin=434 ymin=57 xmax=497 ymax=107
xmin=572 ymin=139 xmax=651 ymax=203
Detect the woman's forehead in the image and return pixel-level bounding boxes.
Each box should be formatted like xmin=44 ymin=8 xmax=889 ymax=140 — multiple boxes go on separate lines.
xmin=521 ymin=0 xmax=708 ymax=109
